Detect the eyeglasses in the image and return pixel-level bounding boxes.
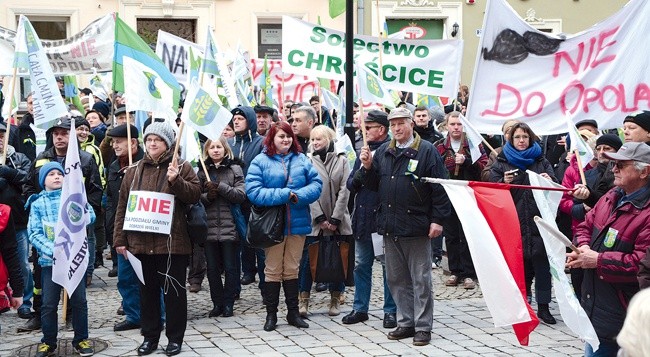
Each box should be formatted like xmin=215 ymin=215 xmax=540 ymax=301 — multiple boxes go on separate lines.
xmin=614 ymin=161 xmax=634 ymax=170
xmin=365 ymin=125 xmax=382 ymax=130
xmin=513 ymin=135 xmax=530 ymax=140
xmin=145 ymin=137 xmax=164 ymax=144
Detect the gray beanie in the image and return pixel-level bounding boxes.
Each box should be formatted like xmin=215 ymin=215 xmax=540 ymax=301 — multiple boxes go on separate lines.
xmin=143 ymin=121 xmax=175 ymax=149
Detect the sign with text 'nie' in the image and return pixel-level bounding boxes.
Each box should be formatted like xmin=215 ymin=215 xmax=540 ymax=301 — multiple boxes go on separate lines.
xmin=123 ymin=191 xmax=175 ymax=235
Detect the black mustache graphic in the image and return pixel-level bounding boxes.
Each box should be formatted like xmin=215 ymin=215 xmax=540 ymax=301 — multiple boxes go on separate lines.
xmin=482 ymin=29 xmax=564 ymax=65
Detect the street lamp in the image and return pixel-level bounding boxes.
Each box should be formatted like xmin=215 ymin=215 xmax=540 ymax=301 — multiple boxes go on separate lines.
xmin=451 ymin=22 xmax=459 ymax=37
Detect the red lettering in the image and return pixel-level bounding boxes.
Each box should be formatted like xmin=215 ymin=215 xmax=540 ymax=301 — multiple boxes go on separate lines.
xmin=159 ymin=200 xmax=171 ymax=215
xmin=86 ymin=39 xmax=97 ymax=55
xmin=591 ymin=26 xmax=619 ymax=69
xmin=560 ymin=80 xmax=584 ymax=115
xmin=561 ymin=81 xmax=646 ymax=115
xmin=522 ymin=92 xmax=545 ymax=117
xmin=633 ymin=83 xmax=650 ymax=110
xmin=553 ymin=42 xmax=584 ymax=77
xmin=480 ymin=83 xmax=522 ymax=117
xmin=600 ymin=85 xmax=624 ymax=112
xmin=70 ymin=44 xmax=82 ymax=58
xmin=582 ymin=87 xmax=601 ymax=113
xmin=137 ymin=198 xmax=151 ymax=211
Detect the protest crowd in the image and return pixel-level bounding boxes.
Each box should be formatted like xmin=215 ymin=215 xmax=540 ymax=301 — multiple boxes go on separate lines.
xmin=1 ymin=2 xmax=650 ymax=357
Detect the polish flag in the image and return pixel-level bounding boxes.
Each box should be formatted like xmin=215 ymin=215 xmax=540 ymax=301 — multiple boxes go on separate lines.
xmin=439 ymin=180 xmax=539 ymax=345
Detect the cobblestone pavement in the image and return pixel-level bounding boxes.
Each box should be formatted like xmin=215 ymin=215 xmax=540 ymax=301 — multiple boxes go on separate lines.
xmin=0 ymin=260 xmax=584 ymax=356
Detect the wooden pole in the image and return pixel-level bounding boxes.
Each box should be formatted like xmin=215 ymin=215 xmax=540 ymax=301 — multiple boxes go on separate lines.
xmin=1 ymin=68 xmax=18 ymax=165
xmin=62 ymin=290 xmax=68 ymax=323
xmin=454 ymin=132 xmax=464 ymax=176
xmin=359 ymin=98 xmax=368 ymax=147
xmin=125 ymin=112 xmax=133 ymax=166
xmin=574 ymin=149 xmax=587 ymax=186
xmin=171 ymin=122 xmax=184 ymax=165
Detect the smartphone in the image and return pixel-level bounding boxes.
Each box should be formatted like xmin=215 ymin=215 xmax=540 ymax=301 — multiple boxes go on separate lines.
xmin=506 ymin=169 xmax=519 ymax=176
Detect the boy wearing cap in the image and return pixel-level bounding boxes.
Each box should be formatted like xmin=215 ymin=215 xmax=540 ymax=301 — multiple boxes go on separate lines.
xmin=568 ymin=142 xmax=650 ymax=356
xmin=27 ymin=162 xmax=96 ymax=357
xmin=357 ymin=107 xmax=450 ymax=346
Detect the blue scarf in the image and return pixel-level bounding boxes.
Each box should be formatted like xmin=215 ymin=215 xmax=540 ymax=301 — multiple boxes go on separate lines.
xmin=503 ymin=141 xmax=543 ymax=170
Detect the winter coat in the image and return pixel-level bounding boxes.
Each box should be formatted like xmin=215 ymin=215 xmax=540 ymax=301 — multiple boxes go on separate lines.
xmin=26 ymin=189 xmax=96 ymax=267
xmin=198 ymin=158 xmax=247 ymax=243
xmin=0 ymin=145 xmax=31 ymax=229
xmin=228 ymin=106 xmax=263 ymax=175
xmin=246 ymin=151 xmax=323 ymax=236
xmin=559 ymin=155 xmax=595 ymax=232
xmin=415 ymin=124 xmax=443 ymax=144
xmin=575 ymin=184 xmax=650 ymax=340
xmin=309 ymin=149 xmax=352 ymax=236
xmin=105 ymin=146 xmax=145 ymax=249
xmin=356 ymin=133 xmax=451 ymax=238
xmin=24 ymin=146 xmax=103 ymax=210
xmin=435 ymin=135 xmax=488 ymax=181
xmin=347 ymin=138 xmax=390 ymax=241
xmin=639 ymin=246 xmax=650 ymax=289
xmin=113 ymin=151 xmax=201 ymax=255
xmin=489 ymin=150 xmax=557 ymax=259
xmin=8 ymin=113 xmax=36 ymax=161
xmin=80 ymin=134 xmax=106 ymax=187
xmin=0 ymin=204 xmax=23 ymax=298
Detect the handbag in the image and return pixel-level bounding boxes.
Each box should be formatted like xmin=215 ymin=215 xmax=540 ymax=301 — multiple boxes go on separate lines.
xmin=186 ymin=201 xmax=207 ymax=245
xmin=246 ymin=158 xmax=292 ymax=249
xmin=308 ymin=234 xmax=350 ymax=283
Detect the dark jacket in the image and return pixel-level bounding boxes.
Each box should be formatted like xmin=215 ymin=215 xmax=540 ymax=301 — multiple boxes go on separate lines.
xmin=228 ymin=106 xmax=263 ymax=175
xmin=347 ymin=137 xmax=390 ymax=241
xmin=8 ymin=113 xmax=36 ymax=162
xmin=0 ymin=146 xmax=31 ymax=229
xmin=356 ymin=133 xmax=450 ymax=238
xmin=105 ymin=146 xmax=145 ymax=248
xmin=414 ymin=123 xmax=443 ymax=144
xmin=639 ymin=246 xmax=650 ymax=289
xmin=24 ymin=145 xmax=103 ymax=210
xmin=198 ymin=158 xmax=247 ymax=243
xmin=113 ymin=151 xmax=201 ymax=255
xmin=489 ymin=151 xmax=557 ymax=258
xmin=575 ymin=185 xmax=650 ymax=340
xmin=435 ymin=135 xmax=488 ymax=181
xmin=0 ymin=205 xmax=23 ymax=298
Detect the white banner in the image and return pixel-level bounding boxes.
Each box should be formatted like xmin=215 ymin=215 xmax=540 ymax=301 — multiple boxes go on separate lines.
xmin=155 ymin=30 xmax=204 ymax=96
xmin=0 ymin=14 xmax=115 ymax=76
xmin=467 ymin=0 xmax=650 ymax=135
xmin=250 ymin=58 xmax=320 ymax=106
xmin=282 ymin=16 xmax=463 ymax=98
xmin=123 ymin=191 xmax=175 ymax=235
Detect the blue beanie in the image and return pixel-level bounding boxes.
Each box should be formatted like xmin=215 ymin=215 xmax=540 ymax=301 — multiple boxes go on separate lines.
xmin=39 ymin=162 xmax=65 ymax=189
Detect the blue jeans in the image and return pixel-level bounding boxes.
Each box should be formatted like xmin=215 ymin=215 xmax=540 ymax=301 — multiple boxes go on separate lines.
xmin=41 ymin=267 xmax=88 ymax=346
xmin=585 ymin=339 xmax=619 ymax=357
xmin=117 ymin=254 xmax=141 ymax=324
xmin=85 ymin=224 xmax=96 ymax=278
xmin=205 ymin=241 xmax=240 ymax=307
xmin=299 ymin=236 xmax=345 ymax=293
xmin=15 ymin=228 xmax=33 ymax=309
xmin=352 ymin=238 xmax=396 ymax=314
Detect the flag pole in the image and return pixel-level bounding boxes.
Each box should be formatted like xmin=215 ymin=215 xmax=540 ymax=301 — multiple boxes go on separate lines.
xmin=358 ymin=98 xmax=367 ymax=147
xmin=0 ymin=68 xmax=18 ymax=165
xmin=62 ymin=290 xmax=68 ymax=323
xmin=534 ymin=216 xmax=580 ymax=254
xmin=125 ymin=111 xmax=133 ymax=166
xmin=172 ymin=122 xmax=184 ymax=165
xmin=420 ymin=177 xmax=574 ymax=193
xmin=454 ymin=131 xmax=465 ymax=176
xmin=573 ymin=149 xmax=587 ymax=186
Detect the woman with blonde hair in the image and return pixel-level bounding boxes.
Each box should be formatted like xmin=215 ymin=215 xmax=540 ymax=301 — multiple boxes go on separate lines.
xmin=199 ymin=137 xmax=247 ymax=318
xmin=616 ymin=288 xmax=650 ymax=357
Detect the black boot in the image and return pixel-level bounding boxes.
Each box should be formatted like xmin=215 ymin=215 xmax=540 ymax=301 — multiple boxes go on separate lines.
xmin=537 ymin=303 xmax=557 ymax=325
xmin=263 ymin=282 xmax=281 ymax=331
xmin=283 ymin=279 xmax=309 ymax=328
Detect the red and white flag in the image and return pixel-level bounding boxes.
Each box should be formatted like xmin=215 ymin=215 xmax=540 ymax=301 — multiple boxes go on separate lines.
xmin=437 ymin=179 xmax=539 ymax=345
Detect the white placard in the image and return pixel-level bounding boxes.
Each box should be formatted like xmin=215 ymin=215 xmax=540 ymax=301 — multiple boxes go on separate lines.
xmin=126 ymin=250 xmax=145 ymax=285
xmin=123 ymin=191 xmax=175 ymax=235
xmin=371 ymin=233 xmax=384 ymax=257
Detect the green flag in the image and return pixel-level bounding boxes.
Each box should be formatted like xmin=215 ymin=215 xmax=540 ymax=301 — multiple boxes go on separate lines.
xmin=63 ymin=75 xmax=86 ymax=115
xmin=329 ymin=0 xmax=346 ymax=18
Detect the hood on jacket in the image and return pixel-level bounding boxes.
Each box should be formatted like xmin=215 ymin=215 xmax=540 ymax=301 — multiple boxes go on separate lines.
xmin=231 ymin=106 xmax=258 ymax=138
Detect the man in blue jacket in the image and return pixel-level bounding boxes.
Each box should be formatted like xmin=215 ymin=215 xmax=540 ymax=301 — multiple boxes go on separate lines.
xmin=357 ymin=107 xmax=450 ymax=346
xmin=228 ymin=106 xmax=265 ymax=287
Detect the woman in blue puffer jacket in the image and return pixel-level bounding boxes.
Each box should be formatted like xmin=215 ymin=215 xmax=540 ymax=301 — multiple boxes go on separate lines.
xmin=245 ymin=121 xmax=322 ymax=332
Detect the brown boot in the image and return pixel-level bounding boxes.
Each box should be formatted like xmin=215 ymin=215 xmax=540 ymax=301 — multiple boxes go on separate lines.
xmin=329 ymin=291 xmax=341 ymax=316
xmin=299 ymin=292 xmax=310 ymax=317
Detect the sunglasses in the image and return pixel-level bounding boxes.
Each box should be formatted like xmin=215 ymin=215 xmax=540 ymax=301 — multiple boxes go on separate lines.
xmin=614 ymin=161 xmax=634 ymax=170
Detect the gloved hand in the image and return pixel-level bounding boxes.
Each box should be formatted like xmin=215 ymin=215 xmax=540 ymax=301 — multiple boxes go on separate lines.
xmin=205 ymin=181 xmax=219 ymax=201
xmin=0 ymin=165 xmax=18 ymax=181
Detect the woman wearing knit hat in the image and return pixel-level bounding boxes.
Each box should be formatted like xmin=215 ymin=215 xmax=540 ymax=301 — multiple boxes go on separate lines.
xmin=623 ymin=111 xmax=650 ymax=143
xmin=113 ymin=121 xmax=201 ymax=356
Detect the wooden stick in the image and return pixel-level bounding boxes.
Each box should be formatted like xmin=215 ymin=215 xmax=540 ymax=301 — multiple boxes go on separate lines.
xmin=172 ymin=122 xmax=184 ymax=165
xmin=573 ymin=149 xmax=587 ymax=186
xmin=199 ymin=157 xmax=211 ymax=183
xmin=126 ymin=112 xmax=133 ymax=166
xmin=534 ymin=216 xmax=580 ymax=254
xmin=358 ymin=98 xmax=368 ymax=147
xmin=1 ymin=68 xmax=18 ymax=165
xmin=454 ymin=132 xmax=464 ymax=176
xmin=420 ymin=177 xmax=575 ymax=193
xmin=62 ymin=289 xmax=68 ymax=323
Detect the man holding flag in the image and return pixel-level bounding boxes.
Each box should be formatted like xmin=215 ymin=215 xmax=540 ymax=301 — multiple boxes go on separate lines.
xmin=357 ymin=107 xmax=450 ymax=346
xmin=568 ymin=142 xmax=650 ymax=357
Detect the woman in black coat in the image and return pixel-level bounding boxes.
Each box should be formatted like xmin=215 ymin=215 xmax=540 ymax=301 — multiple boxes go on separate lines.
xmin=489 ymin=122 xmax=558 ymax=325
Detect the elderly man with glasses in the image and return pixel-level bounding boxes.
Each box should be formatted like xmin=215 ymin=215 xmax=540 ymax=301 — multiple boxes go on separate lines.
xmin=568 ymin=142 xmax=650 ymax=357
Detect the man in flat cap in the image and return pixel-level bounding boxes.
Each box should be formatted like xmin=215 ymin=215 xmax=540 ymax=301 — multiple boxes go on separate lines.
xmin=356 ymin=107 xmax=450 ymax=346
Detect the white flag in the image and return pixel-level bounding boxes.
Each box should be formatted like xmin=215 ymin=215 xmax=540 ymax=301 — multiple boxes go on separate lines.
xmin=123 ymin=56 xmax=176 ymax=119
xmin=14 ymin=15 xmax=68 ymax=129
xmin=528 ymin=171 xmax=600 ymax=352
xmin=566 ymin=115 xmax=594 ymax=168
xmin=458 ymin=114 xmax=485 ymax=164
xmin=52 ymin=119 xmax=92 ymax=295
xmin=356 ymin=64 xmax=395 ymax=108
xmin=181 ymin=79 xmax=232 ymax=141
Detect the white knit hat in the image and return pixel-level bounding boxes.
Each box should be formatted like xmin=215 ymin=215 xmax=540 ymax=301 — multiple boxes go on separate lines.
xmin=143 ymin=121 xmax=175 ymax=149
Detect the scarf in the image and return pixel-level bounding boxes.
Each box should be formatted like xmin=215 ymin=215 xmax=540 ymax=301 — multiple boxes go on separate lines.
xmin=503 ymin=141 xmax=542 ymax=170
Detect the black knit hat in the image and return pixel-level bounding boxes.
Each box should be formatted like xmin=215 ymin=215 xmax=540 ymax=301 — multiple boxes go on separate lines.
xmin=624 ymin=111 xmax=650 ymax=133
xmin=595 ymin=134 xmax=622 ymax=151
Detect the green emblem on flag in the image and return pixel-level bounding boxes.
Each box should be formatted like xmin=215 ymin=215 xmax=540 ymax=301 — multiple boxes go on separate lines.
xmin=190 ymin=89 xmax=218 ymax=126
xmin=67 ymin=202 xmax=83 ymax=223
xmin=366 ymin=73 xmax=383 ymax=97
xmin=144 ymin=71 xmax=162 ymax=99
xmin=128 ymin=194 xmax=137 ymax=212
